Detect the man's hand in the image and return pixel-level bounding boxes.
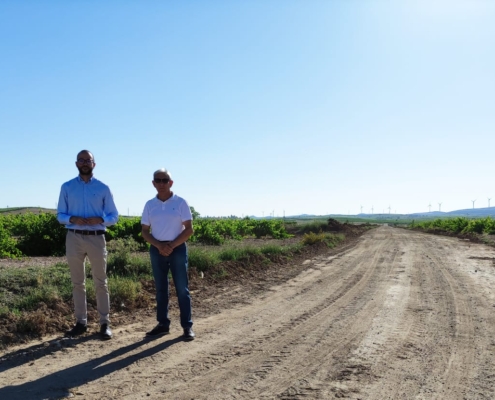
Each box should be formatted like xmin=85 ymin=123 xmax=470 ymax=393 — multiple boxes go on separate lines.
xmin=158 ymin=242 xmax=174 ymax=256
xmin=86 ymin=217 xmax=104 ymax=225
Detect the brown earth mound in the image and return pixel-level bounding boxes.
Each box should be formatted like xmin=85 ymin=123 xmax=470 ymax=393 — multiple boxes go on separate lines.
xmin=327 ymin=218 xmax=369 ymax=237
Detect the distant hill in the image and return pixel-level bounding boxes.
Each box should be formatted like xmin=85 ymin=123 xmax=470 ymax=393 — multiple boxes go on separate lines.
xmin=407 ymin=207 xmax=495 ymax=218
xmin=288 ymin=208 xmax=495 ymax=220
xmin=0 ymin=207 xmax=56 ymax=215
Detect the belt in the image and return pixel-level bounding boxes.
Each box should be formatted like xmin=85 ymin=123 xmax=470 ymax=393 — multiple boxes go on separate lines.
xmin=68 ymin=229 xmax=106 ymax=235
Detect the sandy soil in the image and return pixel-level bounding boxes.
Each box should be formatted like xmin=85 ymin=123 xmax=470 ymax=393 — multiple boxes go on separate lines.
xmin=2 ymin=225 xmax=495 ymax=399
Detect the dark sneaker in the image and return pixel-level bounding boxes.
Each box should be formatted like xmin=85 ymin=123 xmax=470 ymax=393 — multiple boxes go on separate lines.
xmin=100 ymin=324 xmax=112 ymax=340
xmin=146 ymin=324 xmax=170 ymax=337
xmin=183 ymin=327 xmax=195 ymax=341
xmin=65 ymin=322 xmax=87 ymax=337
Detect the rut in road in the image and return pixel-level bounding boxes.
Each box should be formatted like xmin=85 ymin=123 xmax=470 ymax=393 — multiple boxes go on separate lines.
xmin=2 ymin=225 xmax=495 ymax=400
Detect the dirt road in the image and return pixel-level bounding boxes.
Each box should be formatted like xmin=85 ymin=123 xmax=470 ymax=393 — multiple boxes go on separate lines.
xmin=2 ymin=225 xmax=495 ymax=399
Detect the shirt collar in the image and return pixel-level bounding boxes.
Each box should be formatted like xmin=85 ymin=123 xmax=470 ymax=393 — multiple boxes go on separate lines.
xmin=155 ymin=193 xmax=175 ymax=203
xmin=77 ymin=175 xmax=94 ymax=183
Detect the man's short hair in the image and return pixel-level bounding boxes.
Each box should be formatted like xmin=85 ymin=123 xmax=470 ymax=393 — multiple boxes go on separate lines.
xmin=153 ymin=168 xmax=172 ymax=179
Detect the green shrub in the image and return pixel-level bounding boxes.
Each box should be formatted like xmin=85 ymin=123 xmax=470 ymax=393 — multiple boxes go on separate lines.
xmin=0 ymin=223 xmax=21 ymax=259
xmin=188 ymin=248 xmax=221 ymax=272
xmin=414 ymin=217 xmax=495 ymax=235
xmin=303 ymin=231 xmax=325 ymax=245
xmin=252 ymin=219 xmax=290 ymax=239
xmin=13 ymin=213 xmax=66 ymax=256
xmin=294 ymin=221 xmax=329 ymax=234
xmin=0 ymin=265 xmax=73 ymax=312
xmin=218 ymin=247 xmax=261 ymax=261
xmin=108 ymin=277 xmax=142 ymax=310
xmin=106 ymin=217 xmax=147 ymax=249
xmin=107 ymin=237 xmax=151 ymax=277
xmin=15 ymin=286 xmax=62 ymax=311
xmin=302 ymin=231 xmax=344 ymax=247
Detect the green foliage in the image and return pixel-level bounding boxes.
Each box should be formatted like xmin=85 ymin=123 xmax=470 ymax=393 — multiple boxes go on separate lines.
xmin=106 ymin=238 xmax=152 ymax=277
xmin=324 ymin=233 xmax=345 ymax=248
xmin=260 ymin=244 xmax=296 ymax=256
xmin=412 ymin=217 xmax=495 ymax=235
xmin=481 ymin=218 xmax=495 ymax=234
xmin=0 ymin=221 xmax=21 ymax=258
xmin=8 ymin=213 xmax=66 ymax=256
xmin=302 ymin=231 xmax=327 ymax=245
xmin=302 ymin=231 xmax=344 ymax=247
xmin=108 ymin=276 xmax=142 ymax=310
xmin=106 ymin=216 xmax=147 ymax=249
xmin=292 ymin=221 xmax=330 ymax=235
xmin=190 ymin=218 xmax=291 ymax=245
xmin=0 ymin=264 xmax=73 ymax=312
xmin=0 ymin=213 xmax=294 ymax=257
xmin=251 ymin=219 xmax=290 ymax=239
xmin=191 ymin=219 xmax=225 ymax=245
xmin=188 ymin=248 xmax=221 ymax=272
xmin=15 ymin=285 xmax=62 ymax=311
xmin=188 ymin=241 xmax=301 ymax=273
xmin=218 ymin=246 xmax=261 ymax=261
xmin=190 ymin=206 xmax=200 ymax=220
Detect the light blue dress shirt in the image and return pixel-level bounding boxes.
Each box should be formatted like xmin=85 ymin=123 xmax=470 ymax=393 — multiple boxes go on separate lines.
xmin=57 ymin=176 xmax=119 ymax=230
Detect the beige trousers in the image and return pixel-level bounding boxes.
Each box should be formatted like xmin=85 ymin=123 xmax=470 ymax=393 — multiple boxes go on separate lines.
xmin=66 ymin=231 xmax=110 ymax=325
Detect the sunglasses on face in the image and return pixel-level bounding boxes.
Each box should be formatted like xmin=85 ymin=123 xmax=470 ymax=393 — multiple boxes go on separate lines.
xmin=154 ymin=178 xmax=170 ymax=184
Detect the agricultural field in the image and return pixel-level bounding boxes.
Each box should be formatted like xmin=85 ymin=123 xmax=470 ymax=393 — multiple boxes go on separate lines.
xmin=0 ymin=212 xmax=368 ymax=348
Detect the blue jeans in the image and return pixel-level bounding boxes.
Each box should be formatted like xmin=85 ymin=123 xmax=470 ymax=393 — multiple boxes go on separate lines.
xmin=149 ymin=243 xmax=193 ymax=329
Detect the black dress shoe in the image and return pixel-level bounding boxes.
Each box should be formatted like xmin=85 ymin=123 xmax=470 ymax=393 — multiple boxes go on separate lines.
xmin=183 ymin=327 xmax=195 ymax=341
xmin=65 ymin=322 xmax=87 ymax=337
xmin=146 ymin=324 xmax=170 ymax=337
xmin=100 ymin=324 xmax=112 ymax=340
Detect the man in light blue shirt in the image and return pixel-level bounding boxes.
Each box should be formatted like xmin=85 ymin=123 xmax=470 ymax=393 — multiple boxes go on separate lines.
xmin=57 ymin=149 xmax=118 ymax=340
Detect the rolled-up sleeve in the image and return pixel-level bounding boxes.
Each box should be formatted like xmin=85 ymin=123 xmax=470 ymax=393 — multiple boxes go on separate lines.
xmin=57 ymin=183 xmax=71 ymax=225
xmin=102 ymin=188 xmax=119 ymax=226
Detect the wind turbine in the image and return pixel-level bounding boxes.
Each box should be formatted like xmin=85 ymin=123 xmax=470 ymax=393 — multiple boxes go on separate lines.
xmin=428 ymin=203 xmax=431 ymax=212
xmin=388 ymin=205 xmax=391 ymax=214
xmin=488 ymin=198 xmax=491 ymax=208
xmin=438 ymin=202 xmax=442 ymax=212
xmin=472 ymin=199 xmax=476 ymax=209
xmin=360 ymin=205 xmax=363 ymax=214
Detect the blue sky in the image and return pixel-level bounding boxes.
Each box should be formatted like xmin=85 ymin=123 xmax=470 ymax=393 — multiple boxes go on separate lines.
xmin=1 ymin=1 xmax=494 ymax=217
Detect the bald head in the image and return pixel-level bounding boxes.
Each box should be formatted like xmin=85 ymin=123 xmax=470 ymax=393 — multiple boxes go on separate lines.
xmin=77 ymin=150 xmax=94 ymax=161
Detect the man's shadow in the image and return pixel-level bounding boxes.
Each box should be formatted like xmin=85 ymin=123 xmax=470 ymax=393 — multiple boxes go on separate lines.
xmin=0 ymin=334 xmax=184 ymax=400
xmin=0 ymin=334 xmax=98 ymax=374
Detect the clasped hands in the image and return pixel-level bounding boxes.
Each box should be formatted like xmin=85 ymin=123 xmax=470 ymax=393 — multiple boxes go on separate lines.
xmin=157 ymin=242 xmax=174 ymax=256
xmin=71 ymin=216 xmax=104 ymax=225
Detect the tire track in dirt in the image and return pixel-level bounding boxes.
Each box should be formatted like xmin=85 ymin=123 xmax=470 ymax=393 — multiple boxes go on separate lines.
xmin=327 ymin=229 xmax=495 ymax=400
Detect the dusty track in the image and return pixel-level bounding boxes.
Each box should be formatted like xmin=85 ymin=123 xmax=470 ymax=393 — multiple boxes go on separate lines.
xmin=2 ymin=225 xmax=495 ymax=399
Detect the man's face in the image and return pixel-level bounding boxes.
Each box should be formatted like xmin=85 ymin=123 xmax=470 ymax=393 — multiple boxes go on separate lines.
xmin=152 ymin=173 xmax=173 ymax=193
xmin=75 ymin=152 xmax=95 ymax=176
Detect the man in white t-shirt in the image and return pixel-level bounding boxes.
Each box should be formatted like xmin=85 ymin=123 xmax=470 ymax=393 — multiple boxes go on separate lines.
xmin=141 ymin=168 xmax=195 ymax=340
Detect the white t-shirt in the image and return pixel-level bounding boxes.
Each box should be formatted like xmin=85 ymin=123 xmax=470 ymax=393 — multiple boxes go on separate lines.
xmin=141 ymin=194 xmax=193 ymax=241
